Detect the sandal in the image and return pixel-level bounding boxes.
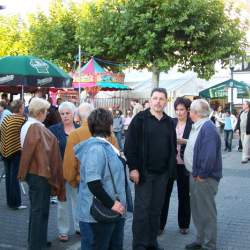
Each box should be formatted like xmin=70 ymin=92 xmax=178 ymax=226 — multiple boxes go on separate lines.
xmin=58 ymin=235 xmax=69 ymax=242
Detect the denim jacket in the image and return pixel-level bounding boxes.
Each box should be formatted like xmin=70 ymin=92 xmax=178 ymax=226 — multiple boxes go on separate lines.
xmin=74 ymin=137 xmax=126 ymax=223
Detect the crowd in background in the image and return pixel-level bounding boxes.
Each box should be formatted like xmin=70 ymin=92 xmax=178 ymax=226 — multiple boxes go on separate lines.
xmin=0 ymin=89 xmax=249 ymax=250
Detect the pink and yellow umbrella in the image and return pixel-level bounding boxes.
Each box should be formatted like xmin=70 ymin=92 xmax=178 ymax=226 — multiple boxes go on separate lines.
xmin=72 ymin=57 xmax=129 ymax=96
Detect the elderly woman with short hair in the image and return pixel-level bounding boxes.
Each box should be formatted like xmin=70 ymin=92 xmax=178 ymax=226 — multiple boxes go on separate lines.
xmin=49 ymin=101 xmax=80 ymax=242
xmin=18 ymin=97 xmax=65 ymax=250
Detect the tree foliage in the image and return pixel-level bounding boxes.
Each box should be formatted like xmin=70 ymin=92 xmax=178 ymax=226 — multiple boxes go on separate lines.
xmin=0 ymin=0 xmax=247 ymax=85
xmin=27 ymin=0 xmax=84 ymax=70
xmin=0 ymin=15 xmax=29 ymax=56
xmin=77 ymin=0 xmax=247 ymax=86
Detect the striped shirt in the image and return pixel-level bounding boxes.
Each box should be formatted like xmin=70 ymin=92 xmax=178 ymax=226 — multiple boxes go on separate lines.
xmin=0 ymin=114 xmax=26 ymax=158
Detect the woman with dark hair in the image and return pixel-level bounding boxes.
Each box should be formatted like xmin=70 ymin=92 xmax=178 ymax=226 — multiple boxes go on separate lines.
xmin=74 ymin=108 xmax=127 ymax=250
xmin=159 ymin=97 xmax=192 ymax=235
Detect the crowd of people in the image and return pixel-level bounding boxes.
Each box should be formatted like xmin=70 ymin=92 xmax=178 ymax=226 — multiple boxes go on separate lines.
xmin=0 ymin=89 xmax=249 ymax=250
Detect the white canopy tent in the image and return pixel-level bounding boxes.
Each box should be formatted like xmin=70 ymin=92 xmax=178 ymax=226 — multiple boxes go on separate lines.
xmin=94 ymin=67 xmax=250 ymax=116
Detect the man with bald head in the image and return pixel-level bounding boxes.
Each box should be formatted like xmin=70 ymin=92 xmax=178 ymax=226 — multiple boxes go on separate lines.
xmin=63 ymin=103 xmax=118 ymax=250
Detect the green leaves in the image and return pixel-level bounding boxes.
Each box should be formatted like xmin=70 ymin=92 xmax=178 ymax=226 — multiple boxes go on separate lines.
xmin=0 ymin=0 xmax=246 ymax=83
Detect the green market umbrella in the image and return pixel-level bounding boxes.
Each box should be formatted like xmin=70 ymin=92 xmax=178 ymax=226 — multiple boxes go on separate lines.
xmin=0 ymin=55 xmax=72 ymax=94
xmin=199 ymin=79 xmax=250 ymax=99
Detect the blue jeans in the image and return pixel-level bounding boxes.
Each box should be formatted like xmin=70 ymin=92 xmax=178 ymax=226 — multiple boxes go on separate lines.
xmin=91 ymin=218 xmax=125 ymax=250
xmin=79 ymin=221 xmax=93 ymax=250
xmin=224 ymin=130 xmax=233 ymax=150
xmin=114 ymin=131 xmax=124 ymax=151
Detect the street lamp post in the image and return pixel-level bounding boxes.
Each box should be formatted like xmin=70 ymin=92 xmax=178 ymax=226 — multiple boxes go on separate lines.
xmin=229 ymin=56 xmax=235 ymax=113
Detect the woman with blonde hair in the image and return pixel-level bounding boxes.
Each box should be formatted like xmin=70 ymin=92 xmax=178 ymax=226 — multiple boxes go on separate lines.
xmin=18 ymin=97 xmax=65 ymax=250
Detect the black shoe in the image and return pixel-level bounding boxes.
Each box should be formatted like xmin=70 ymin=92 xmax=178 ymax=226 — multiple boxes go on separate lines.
xmin=224 ymin=148 xmax=227 ymax=151
xmin=46 ymin=241 xmax=52 ymax=248
xmin=228 ymin=149 xmax=231 ymax=152
xmin=241 ymin=160 xmax=248 ymax=164
xmin=185 ymin=242 xmax=202 ymax=250
xmin=147 ymin=247 xmax=164 ymax=250
xmin=158 ymin=229 xmax=164 ymax=236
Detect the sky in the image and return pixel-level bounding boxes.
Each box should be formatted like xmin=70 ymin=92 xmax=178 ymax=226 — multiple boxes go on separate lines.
xmin=0 ymin=0 xmax=51 ymax=16
xmin=0 ymin=0 xmax=86 ymax=17
xmin=0 ymin=0 xmax=249 ymax=42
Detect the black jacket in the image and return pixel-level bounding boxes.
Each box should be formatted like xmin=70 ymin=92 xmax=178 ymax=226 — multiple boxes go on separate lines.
xmin=236 ymin=110 xmax=250 ymax=135
xmin=173 ymin=117 xmax=193 ymax=161
xmin=124 ymin=109 xmax=177 ymax=184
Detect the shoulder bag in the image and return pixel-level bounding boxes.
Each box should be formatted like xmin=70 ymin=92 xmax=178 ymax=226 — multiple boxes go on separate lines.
xmin=90 ymin=160 xmax=121 ymax=223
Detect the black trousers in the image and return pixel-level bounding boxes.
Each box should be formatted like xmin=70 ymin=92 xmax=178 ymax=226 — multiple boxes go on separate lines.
xmin=133 ymin=172 xmax=168 ymax=250
xmin=3 ymin=151 xmax=21 ymax=208
xmin=160 ymin=165 xmax=190 ymax=230
xmin=26 ymin=174 xmax=51 ymax=250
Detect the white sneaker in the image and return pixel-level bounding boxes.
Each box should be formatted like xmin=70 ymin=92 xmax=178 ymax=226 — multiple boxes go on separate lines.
xmin=17 ymin=205 xmax=27 ymax=210
xmin=50 ymin=197 xmax=58 ymax=204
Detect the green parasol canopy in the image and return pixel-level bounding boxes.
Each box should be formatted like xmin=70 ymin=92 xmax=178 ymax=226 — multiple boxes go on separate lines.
xmin=199 ymin=79 xmax=250 ymax=99
xmin=0 ymin=55 xmax=72 ymax=90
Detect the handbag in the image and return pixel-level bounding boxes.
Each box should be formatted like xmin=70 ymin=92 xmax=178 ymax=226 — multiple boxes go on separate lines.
xmin=90 ymin=161 xmax=121 ymax=223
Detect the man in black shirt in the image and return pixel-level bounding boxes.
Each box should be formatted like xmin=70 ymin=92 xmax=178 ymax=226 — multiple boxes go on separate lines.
xmin=125 ymin=88 xmax=176 ymax=250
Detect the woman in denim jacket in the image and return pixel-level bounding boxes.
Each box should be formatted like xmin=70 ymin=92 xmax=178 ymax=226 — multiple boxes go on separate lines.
xmin=74 ymin=108 xmax=126 ymax=250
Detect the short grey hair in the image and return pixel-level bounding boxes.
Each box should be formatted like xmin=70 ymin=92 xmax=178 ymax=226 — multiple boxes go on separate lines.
xmin=58 ymin=101 xmax=76 ymax=114
xmin=190 ymin=99 xmax=211 ymax=118
xmin=78 ymin=102 xmax=94 ymax=121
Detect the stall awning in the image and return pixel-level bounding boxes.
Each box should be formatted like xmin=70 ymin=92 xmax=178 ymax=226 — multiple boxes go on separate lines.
xmin=199 ymin=79 xmax=250 ymax=99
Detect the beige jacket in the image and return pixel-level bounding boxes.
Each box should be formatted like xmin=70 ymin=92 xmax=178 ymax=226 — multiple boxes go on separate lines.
xmin=63 ymin=121 xmax=118 ymax=187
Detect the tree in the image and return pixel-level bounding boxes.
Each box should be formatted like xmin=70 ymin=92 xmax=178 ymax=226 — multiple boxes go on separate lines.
xmin=0 ymin=15 xmax=29 ymax=56
xmin=27 ymin=0 xmax=86 ymax=70
xmin=77 ymin=0 xmax=247 ymax=87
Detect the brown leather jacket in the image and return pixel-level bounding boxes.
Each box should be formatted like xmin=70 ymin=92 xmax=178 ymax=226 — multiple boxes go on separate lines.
xmin=18 ymin=123 xmax=65 ymax=201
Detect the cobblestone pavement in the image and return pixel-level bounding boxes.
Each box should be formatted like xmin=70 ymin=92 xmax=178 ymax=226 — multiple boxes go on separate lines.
xmin=1 ymin=141 xmax=250 ymax=250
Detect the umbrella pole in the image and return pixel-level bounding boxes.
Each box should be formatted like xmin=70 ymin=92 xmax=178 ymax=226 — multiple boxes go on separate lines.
xmin=78 ymin=45 xmax=81 ymax=103
xmin=21 ymin=85 xmax=24 ymax=100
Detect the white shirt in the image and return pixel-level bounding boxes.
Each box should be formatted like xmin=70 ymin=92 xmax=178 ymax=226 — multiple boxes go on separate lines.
xmin=240 ymin=111 xmax=248 ymax=133
xmin=96 ymin=136 xmax=120 ymax=155
xmin=20 ymin=117 xmax=44 ymax=148
xmin=184 ymin=118 xmax=209 ymax=172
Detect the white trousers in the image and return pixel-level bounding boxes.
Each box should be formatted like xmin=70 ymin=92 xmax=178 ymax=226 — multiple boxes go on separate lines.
xmin=241 ymin=132 xmax=250 ymax=161
xmin=57 ymin=182 xmax=79 ymax=235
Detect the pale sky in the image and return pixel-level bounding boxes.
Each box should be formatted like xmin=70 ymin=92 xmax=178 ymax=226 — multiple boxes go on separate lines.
xmin=0 ymin=0 xmax=86 ymax=17
xmin=0 ymin=0 xmax=249 ymax=43
xmin=0 ymin=0 xmax=51 ymax=16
